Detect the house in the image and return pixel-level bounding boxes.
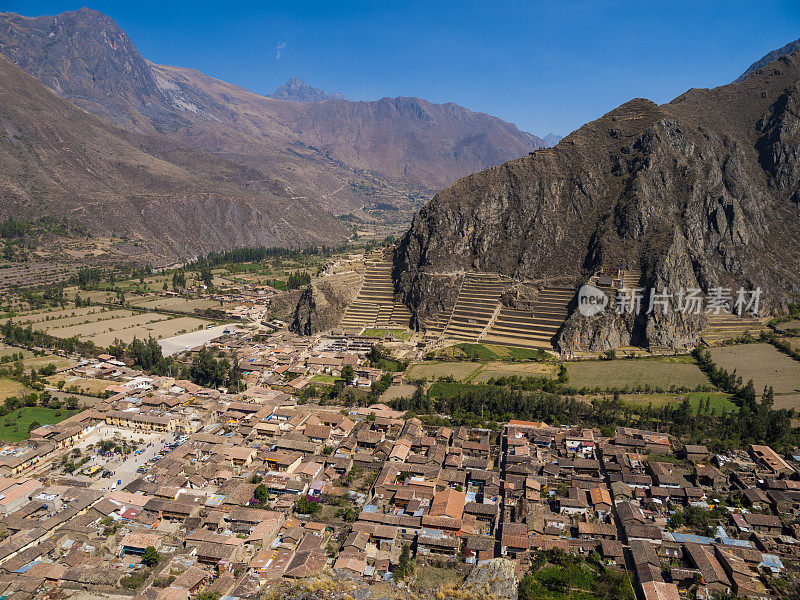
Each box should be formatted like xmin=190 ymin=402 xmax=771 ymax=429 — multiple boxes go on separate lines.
xmin=119 ymin=532 xmax=161 ymax=556
xmin=744 ymin=512 xmax=782 ymax=535
xmin=500 ymin=522 xmax=528 ymax=557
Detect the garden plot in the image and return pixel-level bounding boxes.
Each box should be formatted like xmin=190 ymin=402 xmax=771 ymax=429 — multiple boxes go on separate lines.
xmin=472 ymin=361 xmax=557 ymax=383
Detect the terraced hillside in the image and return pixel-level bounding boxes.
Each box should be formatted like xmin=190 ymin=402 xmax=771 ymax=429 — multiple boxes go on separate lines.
xmin=440 ymin=274 xmax=508 ymax=342
xmin=482 ymin=287 xmax=573 ymax=349
xmin=701 ymin=313 xmax=767 ymax=345
xmin=339 ymin=250 xmax=411 ymax=333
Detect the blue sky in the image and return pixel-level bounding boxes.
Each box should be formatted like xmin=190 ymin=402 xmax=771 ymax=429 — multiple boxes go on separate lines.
xmin=5 ymin=1 xmax=800 ymax=136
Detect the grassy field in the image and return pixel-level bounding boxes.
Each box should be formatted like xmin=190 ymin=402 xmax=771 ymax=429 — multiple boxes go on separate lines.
xmin=0 ymin=407 xmax=79 ymax=442
xmin=0 ymin=378 xmax=30 ymax=401
xmin=362 ymin=328 xmax=412 ymax=340
xmin=310 ymin=374 xmax=338 ymax=384
xmin=406 ymin=361 xmax=483 ymax=382
xmin=567 ymin=356 xmax=709 ymax=390
xmin=472 ymin=361 xmax=557 ymax=383
xmin=435 ymin=342 xmax=550 ymax=361
xmin=709 ymin=343 xmax=800 ymax=409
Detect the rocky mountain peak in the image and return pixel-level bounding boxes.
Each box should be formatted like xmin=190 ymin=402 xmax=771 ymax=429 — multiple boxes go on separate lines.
xmin=267 ymin=76 xmax=346 ymax=102
xmin=736 ymin=37 xmax=800 ymax=82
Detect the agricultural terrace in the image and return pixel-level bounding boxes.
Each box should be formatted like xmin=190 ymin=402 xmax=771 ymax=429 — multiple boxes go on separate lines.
xmin=709 ymin=343 xmax=800 ymax=410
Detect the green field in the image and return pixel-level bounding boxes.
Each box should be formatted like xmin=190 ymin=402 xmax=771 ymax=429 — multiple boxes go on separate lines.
xmin=406 ymin=361 xmax=483 ymax=382
xmin=0 ymin=407 xmax=79 ymax=442
xmin=567 ymin=356 xmax=709 ymax=390
xmin=435 ymin=343 xmax=551 ymax=361
xmin=362 ymin=328 xmax=412 ymax=340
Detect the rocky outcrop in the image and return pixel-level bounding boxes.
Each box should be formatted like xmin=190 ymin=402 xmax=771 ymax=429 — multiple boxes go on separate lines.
xmin=268 ymin=77 xmax=346 ymax=102
xmin=395 ymin=49 xmax=800 ymax=350
xmin=290 ymin=279 xmax=360 ymax=335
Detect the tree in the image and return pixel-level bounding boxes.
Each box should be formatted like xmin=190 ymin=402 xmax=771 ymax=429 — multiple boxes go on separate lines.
xmin=141 ymin=546 xmax=161 ymax=567
xmin=65 ymin=397 xmax=79 ymax=411
xmin=395 ymin=543 xmax=414 ymax=580
xmin=28 ymin=420 xmax=41 ymax=432
xmin=253 ymin=484 xmax=268 ymax=505
xmin=295 ymin=497 xmax=321 ymax=515
xmin=341 ymin=364 xmax=355 ymax=386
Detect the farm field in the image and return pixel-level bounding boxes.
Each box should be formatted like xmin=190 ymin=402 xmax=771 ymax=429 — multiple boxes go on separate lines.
xmin=709 ymin=343 xmax=800 ymax=410
xmin=90 ymin=316 xmax=210 ymax=346
xmin=47 ymin=375 xmax=115 ymax=396
xmin=0 ymin=378 xmax=30 ymax=401
xmin=566 ymin=356 xmax=709 ymax=390
xmin=435 ymin=343 xmax=550 ymax=361
xmin=41 ymin=312 xmax=172 ymax=340
xmin=0 ymin=344 xmax=76 ymax=374
xmin=0 ymin=407 xmax=80 ymax=442
xmin=10 ymin=305 xmax=109 ymax=324
xmin=406 ymin=361 xmax=483 ymax=382
xmin=380 ymin=384 xmax=418 ymax=403
xmin=362 ymin=328 xmax=412 ymax=340
xmin=0 ymin=343 xmax=33 ymax=359
xmin=472 ymin=361 xmax=557 ymax=383
xmin=126 ymin=296 xmax=218 ymax=313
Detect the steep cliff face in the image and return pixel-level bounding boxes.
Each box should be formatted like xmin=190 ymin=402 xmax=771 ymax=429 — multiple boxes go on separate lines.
xmin=395 ymin=51 xmax=800 ymax=350
xmin=290 ymin=279 xmax=360 ymax=335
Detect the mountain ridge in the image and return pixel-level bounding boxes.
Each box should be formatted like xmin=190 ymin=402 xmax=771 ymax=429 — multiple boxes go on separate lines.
xmin=268 ymin=77 xmax=346 ymax=102
xmin=393 ymin=46 xmax=800 ymax=351
xmin=0 ymin=53 xmax=349 ymax=260
xmin=0 ymin=7 xmax=547 ymax=220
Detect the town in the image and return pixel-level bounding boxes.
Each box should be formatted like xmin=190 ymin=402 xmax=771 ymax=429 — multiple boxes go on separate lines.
xmin=0 ymin=243 xmax=797 ymax=600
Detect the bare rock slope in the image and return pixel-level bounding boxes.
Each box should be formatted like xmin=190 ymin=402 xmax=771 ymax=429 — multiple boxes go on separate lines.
xmin=394 ymin=49 xmax=800 ymax=350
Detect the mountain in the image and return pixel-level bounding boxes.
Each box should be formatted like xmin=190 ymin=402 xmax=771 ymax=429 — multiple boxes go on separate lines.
xmin=0 ymin=8 xmax=546 ymax=222
xmin=268 ymin=77 xmax=346 ymax=101
xmin=394 ymin=48 xmax=800 ymax=350
xmin=736 ymin=38 xmax=800 ymax=82
xmin=0 ymin=53 xmax=348 ymax=260
xmin=543 ymin=133 xmax=563 ymax=147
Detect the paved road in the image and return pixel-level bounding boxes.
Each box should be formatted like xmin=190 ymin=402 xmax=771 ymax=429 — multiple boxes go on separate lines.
xmin=158 ymin=325 xmax=234 ymax=355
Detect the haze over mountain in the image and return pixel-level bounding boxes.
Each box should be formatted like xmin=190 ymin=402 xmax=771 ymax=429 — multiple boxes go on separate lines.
xmin=268 ymin=77 xmax=346 ymax=102
xmin=0 ymin=54 xmax=347 ymax=259
xmin=543 ymin=133 xmax=563 ymax=147
xmin=0 ymin=7 xmax=546 ymax=224
xmin=394 ymin=44 xmax=800 ymax=351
